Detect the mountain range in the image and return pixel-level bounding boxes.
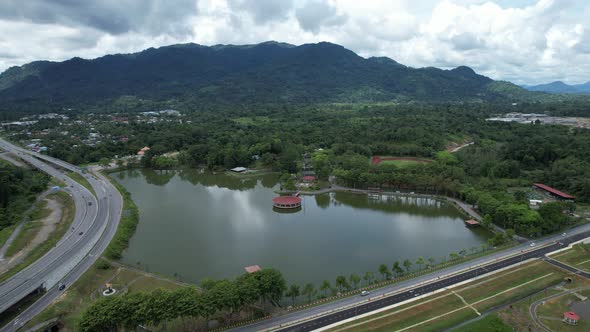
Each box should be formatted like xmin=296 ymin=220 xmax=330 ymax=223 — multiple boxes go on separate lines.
xmin=0 ymin=41 xmax=538 ymax=109
xmin=523 ymin=81 xmax=590 ymax=94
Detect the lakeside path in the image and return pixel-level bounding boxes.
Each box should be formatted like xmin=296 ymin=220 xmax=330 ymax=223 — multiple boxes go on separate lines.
xmin=287 ymin=184 xmax=528 ymax=242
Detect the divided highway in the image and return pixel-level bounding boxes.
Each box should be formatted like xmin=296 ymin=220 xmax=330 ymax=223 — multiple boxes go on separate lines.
xmin=232 ymin=227 xmax=590 ymax=331
xmin=0 ymin=139 xmax=123 ymax=332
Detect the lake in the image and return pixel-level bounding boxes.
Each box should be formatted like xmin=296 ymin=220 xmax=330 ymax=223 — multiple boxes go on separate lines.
xmin=112 ymin=169 xmax=490 ymax=286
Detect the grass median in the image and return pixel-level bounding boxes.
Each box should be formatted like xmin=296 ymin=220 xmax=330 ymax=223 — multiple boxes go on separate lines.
xmin=0 ymin=191 xmax=74 ymax=283
xmin=66 ymin=171 xmax=95 ymax=196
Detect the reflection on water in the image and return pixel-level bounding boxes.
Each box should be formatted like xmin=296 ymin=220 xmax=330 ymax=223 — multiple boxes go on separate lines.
xmin=113 ymin=169 xmax=491 ymax=286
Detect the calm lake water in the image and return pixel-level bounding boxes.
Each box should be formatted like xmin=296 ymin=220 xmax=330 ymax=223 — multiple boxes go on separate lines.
xmin=112 ymin=169 xmax=490 ymax=286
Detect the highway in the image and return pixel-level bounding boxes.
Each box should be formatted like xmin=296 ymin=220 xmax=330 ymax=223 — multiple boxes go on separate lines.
xmin=231 ymin=226 xmax=590 ymax=331
xmin=0 ymin=138 xmax=123 ymax=332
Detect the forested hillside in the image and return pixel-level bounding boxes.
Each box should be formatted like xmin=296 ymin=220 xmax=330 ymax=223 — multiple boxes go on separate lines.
xmin=0 ymin=41 xmax=538 ymax=111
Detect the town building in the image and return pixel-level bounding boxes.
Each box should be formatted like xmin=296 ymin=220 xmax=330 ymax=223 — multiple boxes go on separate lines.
xmin=533 ymin=183 xmax=575 ymax=201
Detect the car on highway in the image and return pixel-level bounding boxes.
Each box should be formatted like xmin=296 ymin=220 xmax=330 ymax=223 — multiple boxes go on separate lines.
xmin=78 ymin=231 xmax=84 ymax=235
xmin=88 ymin=202 xmax=92 ymax=206
xmin=361 ymin=291 xmax=370 ymax=296
xmin=58 ymin=284 xmax=66 ymax=291
xmin=562 ymin=232 xmax=567 ymax=236
xmin=530 ymin=242 xmax=536 ymax=247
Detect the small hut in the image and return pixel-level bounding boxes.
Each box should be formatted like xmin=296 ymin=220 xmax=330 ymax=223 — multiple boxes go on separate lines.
xmin=564 ymin=312 xmax=580 ymax=325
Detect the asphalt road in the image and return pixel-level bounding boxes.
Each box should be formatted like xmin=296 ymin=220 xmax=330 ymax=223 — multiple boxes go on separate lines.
xmin=0 ymin=139 xmax=123 ymax=332
xmin=231 ymin=227 xmax=590 ymax=332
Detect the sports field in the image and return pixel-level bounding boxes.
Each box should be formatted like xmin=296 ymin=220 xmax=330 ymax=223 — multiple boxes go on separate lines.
xmin=370 ymin=156 xmax=433 ymax=168
xmin=325 ymin=260 xmax=569 ymax=332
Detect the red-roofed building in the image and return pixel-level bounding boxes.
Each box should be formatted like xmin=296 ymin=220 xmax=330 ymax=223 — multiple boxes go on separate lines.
xmin=302 ymin=175 xmax=316 ymax=183
xmin=272 ymin=196 xmax=302 ymax=209
xmin=464 ymin=219 xmax=480 ymax=226
xmin=564 ymin=311 xmax=580 ymax=325
xmin=533 ymin=183 xmax=575 ymax=201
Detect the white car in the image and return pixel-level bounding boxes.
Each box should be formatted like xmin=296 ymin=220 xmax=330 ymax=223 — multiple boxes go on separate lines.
xmin=530 ymin=242 xmax=536 ymax=247
xmin=562 ymin=233 xmax=566 ymax=237
xmin=361 ymin=291 xmax=370 ymax=296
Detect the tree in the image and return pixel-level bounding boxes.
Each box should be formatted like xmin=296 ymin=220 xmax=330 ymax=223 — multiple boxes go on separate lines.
xmin=349 ymin=274 xmax=361 ymax=289
xmin=363 ymin=271 xmax=375 ymax=285
xmin=449 ymin=252 xmax=459 ymax=261
xmin=99 ymin=157 xmax=111 ymax=167
xmin=505 ymin=228 xmax=515 ymax=241
xmin=392 ymin=261 xmax=403 ymax=276
xmin=427 ymin=257 xmax=436 ymax=268
xmin=335 ymin=275 xmax=350 ymax=292
xmin=415 ymin=257 xmax=425 ymax=270
xmin=285 ymin=284 xmax=300 ymax=306
xmin=251 ymin=268 xmax=287 ymax=305
xmin=302 ymin=283 xmax=316 ymax=303
xmin=482 ymin=214 xmax=492 ymax=229
xmin=403 ymin=259 xmax=413 ymax=272
xmin=320 ymin=280 xmax=331 ymax=297
xmin=378 ymin=264 xmax=391 ymax=280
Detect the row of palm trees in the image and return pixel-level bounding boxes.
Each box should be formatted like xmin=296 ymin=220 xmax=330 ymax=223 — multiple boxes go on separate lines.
xmin=284 ymin=243 xmax=490 ymax=305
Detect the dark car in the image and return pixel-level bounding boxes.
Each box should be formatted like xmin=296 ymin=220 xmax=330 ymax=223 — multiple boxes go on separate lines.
xmin=88 ymin=202 xmax=92 ymax=206
xmin=78 ymin=231 xmax=84 ymax=235
xmin=58 ymin=284 xmax=66 ymax=291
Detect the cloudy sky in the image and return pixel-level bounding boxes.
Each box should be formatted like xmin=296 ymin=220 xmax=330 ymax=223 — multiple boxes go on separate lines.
xmin=0 ymin=0 xmax=588 ymax=85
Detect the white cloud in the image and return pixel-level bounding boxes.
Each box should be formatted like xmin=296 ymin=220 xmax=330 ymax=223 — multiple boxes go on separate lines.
xmin=0 ymin=0 xmax=588 ymax=84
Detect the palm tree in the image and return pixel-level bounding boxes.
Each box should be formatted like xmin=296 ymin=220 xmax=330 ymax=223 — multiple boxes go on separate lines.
xmin=302 ymin=283 xmax=316 ymax=303
xmin=392 ymin=261 xmax=403 ymax=276
xmin=335 ymin=275 xmax=347 ymax=292
xmin=403 ymin=259 xmax=413 ymax=272
xmin=349 ymin=274 xmax=361 ymax=289
xmin=415 ymin=257 xmax=425 ymax=270
xmin=428 ymin=257 xmax=436 ymax=268
xmin=285 ymin=284 xmax=300 ymax=306
xmin=378 ymin=264 xmax=389 ymax=280
xmin=320 ymin=280 xmax=331 ymax=297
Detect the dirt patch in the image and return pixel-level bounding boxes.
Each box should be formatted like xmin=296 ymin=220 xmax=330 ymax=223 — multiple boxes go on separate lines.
xmin=0 ymin=198 xmax=63 ymax=273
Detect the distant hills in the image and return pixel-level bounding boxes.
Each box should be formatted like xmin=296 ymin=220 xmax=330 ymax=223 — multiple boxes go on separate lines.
xmin=0 ymin=41 xmax=543 ymax=109
xmin=523 ymin=81 xmax=590 ymax=94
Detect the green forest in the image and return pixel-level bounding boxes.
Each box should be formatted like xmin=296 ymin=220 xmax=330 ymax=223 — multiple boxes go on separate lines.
xmin=8 ymin=101 xmax=590 ymax=239
xmin=0 ymin=162 xmax=49 ymax=231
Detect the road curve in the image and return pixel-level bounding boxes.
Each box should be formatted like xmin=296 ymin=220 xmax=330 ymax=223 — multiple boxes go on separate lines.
xmin=0 ymin=139 xmax=123 ymax=332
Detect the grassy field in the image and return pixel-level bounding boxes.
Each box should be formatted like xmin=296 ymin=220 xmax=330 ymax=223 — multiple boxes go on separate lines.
xmin=0 ymin=191 xmax=74 ymax=283
xmin=452 ymin=314 xmax=513 ymax=332
xmin=0 ymin=225 xmax=16 ymax=249
xmin=24 ymin=259 xmax=184 ymax=331
xmin=550 ymin=244 xmax=590 ymax=272
xmin=325 ymin=261 xmax=570 ymax=332
xmin=4 ymin=200 xmax=50 ymax=257
xmin=371 ymin=156 xmax=433 ymax=168
xmin=66 ymin=171 xmax=95 ymax=195
xmin=536 ymin=289 xmax=590 ymax=332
